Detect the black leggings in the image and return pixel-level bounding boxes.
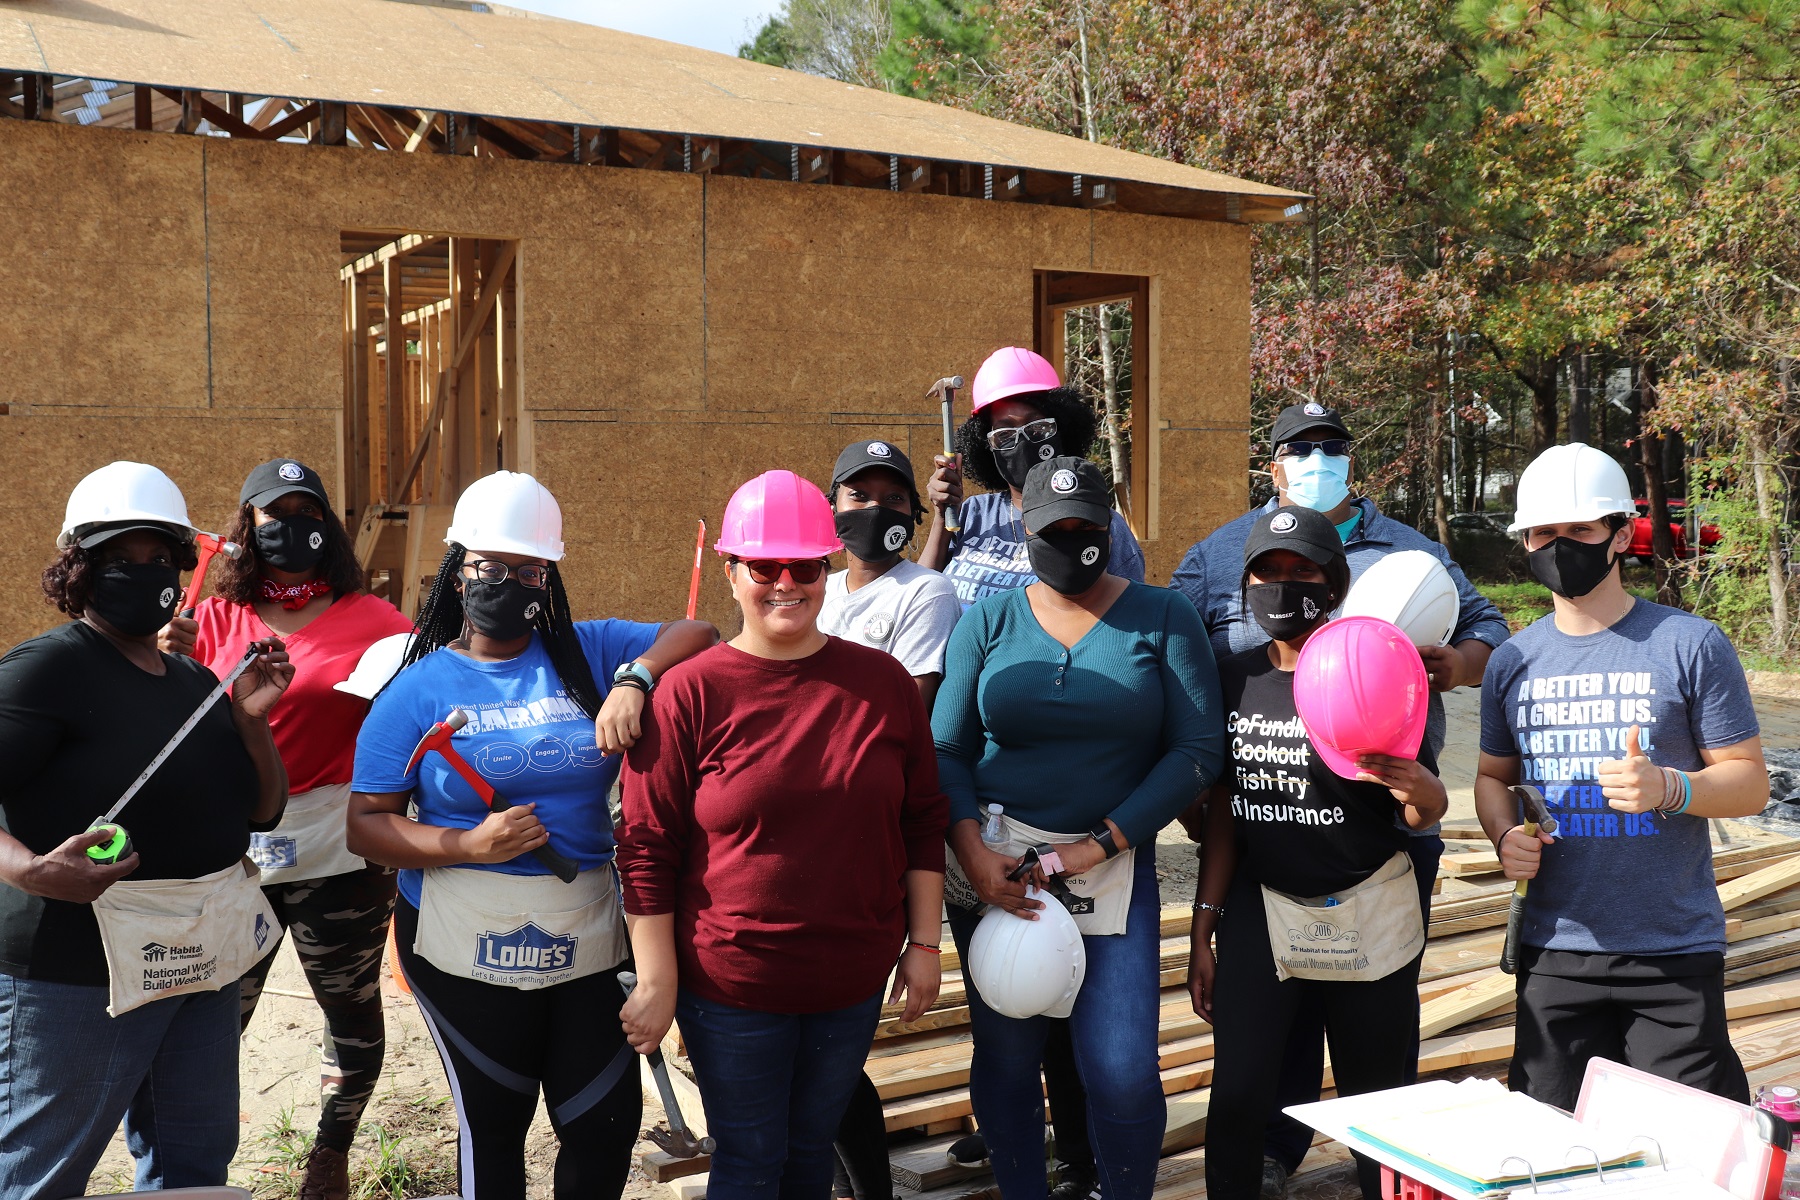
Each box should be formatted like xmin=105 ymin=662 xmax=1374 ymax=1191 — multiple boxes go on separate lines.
xmin=833 ymin=1074 xmax=892 ymax=1200
xmin=393 ymin=900 xmax=641 ymax=1200
xmin=1205 ymin=873 xmax=1422 ymax=1200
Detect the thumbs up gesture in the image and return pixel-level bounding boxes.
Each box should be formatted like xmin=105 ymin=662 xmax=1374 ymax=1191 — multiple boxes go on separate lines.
xmin=1599 ymin=725 xmax=1661 ymax=813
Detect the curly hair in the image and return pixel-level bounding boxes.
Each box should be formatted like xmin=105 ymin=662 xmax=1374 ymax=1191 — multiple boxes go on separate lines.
xmin=385 ymin=545 xmax=604 ymax=720
xmin=42 ymin=534 xmax=200 ymax=616
xmin=955 ymin=387 xmax=1099 ymax=492
xmin=214 ymin=502 xmax=365 ymax=605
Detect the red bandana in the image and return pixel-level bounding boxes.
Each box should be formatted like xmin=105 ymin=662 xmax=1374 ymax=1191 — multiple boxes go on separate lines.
xmin=259 ymin=578 xmax=333 ymax=611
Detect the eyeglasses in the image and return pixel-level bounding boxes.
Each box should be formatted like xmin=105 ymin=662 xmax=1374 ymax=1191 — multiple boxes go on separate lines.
xmin=462 ymin=559 xmax=550 ymax=589
xmin=733 ymin=558 xmax=828 ymax=586
xmin=986 ymin=418 xmax=1058 ymax=451
xmin=1276 ymin=439 xmax=1351 ymax=460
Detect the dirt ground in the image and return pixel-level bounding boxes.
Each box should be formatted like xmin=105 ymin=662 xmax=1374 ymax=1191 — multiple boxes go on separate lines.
xmin=85 ymin=685 xmax=1800 ymax=1198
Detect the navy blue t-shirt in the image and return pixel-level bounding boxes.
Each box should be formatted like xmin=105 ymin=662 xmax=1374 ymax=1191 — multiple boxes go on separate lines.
xmin=1480 ymin=601 xmax=1760 ymax=956
xmin=353 ymin=621 xmax=659 ymax=906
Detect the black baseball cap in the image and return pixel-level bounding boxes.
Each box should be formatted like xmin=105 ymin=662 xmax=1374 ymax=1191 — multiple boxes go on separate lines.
xmin=1243 ymin=505 xmax=1345 ymax=570
xmin=242 ymin=459 xmax=329 ymax=510
xmin=1022 ymin=456 xmax=1111 ymax=531
xmin=831 ymin=439 xmax=916 ymax=488
xmin=1269 ymin=402 xmax=1352 ymax=452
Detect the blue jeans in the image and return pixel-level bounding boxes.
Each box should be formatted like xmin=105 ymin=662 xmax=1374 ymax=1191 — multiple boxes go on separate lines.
xmin=0 ymin=975 xmax=241 ymax=1198
xmin=949 ymin=846 xmax=1165 ymax=1200
xmin=678 ymin=988 xmax=883 ymax=1200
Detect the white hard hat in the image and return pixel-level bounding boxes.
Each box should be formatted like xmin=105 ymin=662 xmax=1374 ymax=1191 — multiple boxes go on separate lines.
xmin=1341 ymin=550 xmax=1459 ymax=648
xmin=333 ymin=633 xmax=415 ymax=699
xmin=967 ymin=887 xmax=1087 ymax=1019
xmin=1508 ymin=444 xmax=1633 ymax=535
xmin=445 ymin=471 xmax=565 ymax=561
xmin=59 ymin=461 xmax=196 ymax=550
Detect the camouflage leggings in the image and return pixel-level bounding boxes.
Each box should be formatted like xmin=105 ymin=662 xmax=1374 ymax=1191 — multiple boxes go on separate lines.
xmin=239 ymin=862 xmax=399 ymax=1151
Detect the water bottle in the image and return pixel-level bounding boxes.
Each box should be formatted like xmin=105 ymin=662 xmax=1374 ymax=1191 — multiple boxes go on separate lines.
xmin=981 ymin=805 xmax=1007 ymax=850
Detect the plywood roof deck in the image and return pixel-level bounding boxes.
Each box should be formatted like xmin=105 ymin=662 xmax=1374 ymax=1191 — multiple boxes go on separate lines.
xmin=0 ymin=0 xmax=1307 ymax=224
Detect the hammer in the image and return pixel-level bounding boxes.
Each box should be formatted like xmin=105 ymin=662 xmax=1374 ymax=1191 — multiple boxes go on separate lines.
xmin=405 ymin=708 xmax=580 ymax=883
xmin=927 ymin=375 xmax=964 ymax=534
xmin=618 ymin=970 xmax=716 ymax=1159
xmin=181 ymin=531 xmax=244 ymax=618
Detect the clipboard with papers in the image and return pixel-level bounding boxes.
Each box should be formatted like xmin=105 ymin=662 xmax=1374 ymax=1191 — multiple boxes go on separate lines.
xmin=1284 ymin=1059 xmax=1791 ymax=1200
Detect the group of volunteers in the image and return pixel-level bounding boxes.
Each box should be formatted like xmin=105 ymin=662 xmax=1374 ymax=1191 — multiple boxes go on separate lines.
xmin=0 ymin=344 xmax=1769 ymax=1200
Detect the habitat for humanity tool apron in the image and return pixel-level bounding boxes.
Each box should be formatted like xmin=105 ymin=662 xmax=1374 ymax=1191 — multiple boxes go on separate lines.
xmin=92 ymin=859 xmax=279 ymax=1017
xmin=415 ymin=863 xmax=626 ymax=990
xmin=1259 ymin=850 xmax=1423 ymax=982
xmin=248 ymin=782 xmax=365 ymax=885
xmin=945 ymin=807 xmax=1136 ymax=935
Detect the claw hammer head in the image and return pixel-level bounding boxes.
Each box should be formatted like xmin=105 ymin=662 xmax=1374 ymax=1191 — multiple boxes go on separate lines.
xmin=926 ymin=375 xmax=963 ymax=404
xmin=405 ymin=707 xmax=471 ymax=775
xmin=1511 ymin=783 xmax=1558 ymax=838
xmin=180 ymin=531 xmax=244 ymax=616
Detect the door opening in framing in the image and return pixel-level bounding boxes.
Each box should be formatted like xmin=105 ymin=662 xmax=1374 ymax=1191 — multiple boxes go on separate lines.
xmin=340 ymin=232 xmax=523 ymax=615
xmin=1034 ymin=271 xmax=1151 ymax=538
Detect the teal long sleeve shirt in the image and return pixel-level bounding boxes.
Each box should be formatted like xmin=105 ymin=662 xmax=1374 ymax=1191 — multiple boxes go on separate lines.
xmin=931 ymin=582 xmax=1226 ymax=848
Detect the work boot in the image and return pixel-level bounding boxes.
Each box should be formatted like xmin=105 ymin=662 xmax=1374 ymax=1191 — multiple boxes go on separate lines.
xmin=1260 ymin=1155 xmax=1290 ymax=1200
xmin=299 ymin=1145 xmax=350 ymax=1200
xmin=1048 ymin=1161 xmax=1100 ymax=1200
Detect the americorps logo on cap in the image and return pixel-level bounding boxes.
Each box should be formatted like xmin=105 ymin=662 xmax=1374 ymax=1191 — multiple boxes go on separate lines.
xmin=1050 ymin=469 xmax=1078 ymax=494
xmin=1303 ymin=403 xmax=1326 ymax=417
xmin=1270 ymin=511 xmax=1299 ymax=533
xmin=866 ymin=442 xmax=891 ymax=458
xmin=277 ymin=462 xmax=305 ymax=481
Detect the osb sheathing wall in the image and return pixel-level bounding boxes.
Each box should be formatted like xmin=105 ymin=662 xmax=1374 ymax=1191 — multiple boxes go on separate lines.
xmin=0 ymin=119 xmax=1249 ymax=649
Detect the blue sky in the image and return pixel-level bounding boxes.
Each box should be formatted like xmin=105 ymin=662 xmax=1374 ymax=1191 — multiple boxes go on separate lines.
xmin=498 ymin=1 xmax=781 ymax=56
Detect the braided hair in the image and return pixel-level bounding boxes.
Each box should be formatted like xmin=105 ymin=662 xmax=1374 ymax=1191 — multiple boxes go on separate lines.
xmin=390 ymin=544 xmax=605 ymax=720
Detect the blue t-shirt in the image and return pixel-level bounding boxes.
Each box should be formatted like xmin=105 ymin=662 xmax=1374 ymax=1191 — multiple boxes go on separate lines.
xmin=1479 ymin=600 xmax=1760 ymax=956
xmin=942 ymin=491 xmax=1145 ymax=608
xmin=352 ymin=621 xmax=660 ymax=906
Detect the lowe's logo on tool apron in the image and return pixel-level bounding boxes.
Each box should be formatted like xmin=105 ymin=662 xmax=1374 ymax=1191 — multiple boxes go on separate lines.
xmin=476 ymin=922 xmax=577 ymax=973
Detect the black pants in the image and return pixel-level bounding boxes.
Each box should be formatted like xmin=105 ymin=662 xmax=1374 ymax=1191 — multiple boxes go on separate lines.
xmin=1264 ymin=835 xmax=1442 ymax=1172
xmin=1206 ymin=873 xmax=1422 ymax=1200
xmin=239 ymin=863 xmax=398 ymax=1151
xmin=1511 ymin=954 xmax=1748 ymax=1110
xmin=833 ymin=1074 xmax=892 ymax=1200
xmin=393 ymin=900 xmax=641 ymax=1200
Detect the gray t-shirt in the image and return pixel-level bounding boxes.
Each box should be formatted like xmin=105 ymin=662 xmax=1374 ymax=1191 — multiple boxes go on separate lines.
xmin=1480 ymin=600 xmax=1760 ymax=956
xmin=818 ymin=559 xmax=963 ymax=678
xmin=942 ymin=491 xmax=1145 ymax=609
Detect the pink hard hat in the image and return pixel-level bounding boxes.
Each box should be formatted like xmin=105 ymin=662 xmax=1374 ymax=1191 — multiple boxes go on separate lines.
xmin=1293 ymin=616 xmax=1429 ymax=780
xmin=971 ymin=347 xmax=1062 ymax=413
xmin=715 ymin=470 xmax=843 ymax=560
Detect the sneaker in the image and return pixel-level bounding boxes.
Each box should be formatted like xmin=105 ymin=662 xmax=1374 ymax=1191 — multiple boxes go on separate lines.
xmin=1259 ymin=1156 xmax=1290 ymax=1200
xmin=946 ymin=1132 xmax=990 ymax=1169
xmin=1048 ymin=1163 xmax=1100 ymax=1200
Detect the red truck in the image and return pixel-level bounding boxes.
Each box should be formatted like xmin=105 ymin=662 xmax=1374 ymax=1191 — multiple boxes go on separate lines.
xmin=1630 ymin=499 xmax=1721 ymax=561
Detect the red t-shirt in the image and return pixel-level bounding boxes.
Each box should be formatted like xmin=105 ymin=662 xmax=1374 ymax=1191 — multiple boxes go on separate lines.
xmin=618 ymin=638 xmax=948 ymax=1014
xmin=194 ymin=592 xmax=413 ymax=794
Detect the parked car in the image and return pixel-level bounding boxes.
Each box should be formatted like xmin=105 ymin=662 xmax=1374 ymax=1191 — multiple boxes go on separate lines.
xmin=1447 ymin=511 xmax=1524 ymax=578
xmin=1629 ymin=498 xmax=1721 ymax=561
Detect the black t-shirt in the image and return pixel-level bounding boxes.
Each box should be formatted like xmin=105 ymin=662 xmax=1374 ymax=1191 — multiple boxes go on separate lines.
xmin=1219 ymin=645 xmax=1435 ymax=898
xmin=0 ymin=622 xmax=264 ymax=984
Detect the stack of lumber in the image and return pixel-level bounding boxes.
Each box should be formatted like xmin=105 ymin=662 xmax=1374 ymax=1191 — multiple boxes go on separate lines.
xmin=645 ymin=826 xmax=1800 ymax=1200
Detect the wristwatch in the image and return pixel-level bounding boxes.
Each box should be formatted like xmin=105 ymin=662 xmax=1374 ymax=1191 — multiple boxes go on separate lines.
xmin=612 ymin=660 xmax=655 ymax=693
xmin=1090 ymin=822 xmax=1119 ymax=860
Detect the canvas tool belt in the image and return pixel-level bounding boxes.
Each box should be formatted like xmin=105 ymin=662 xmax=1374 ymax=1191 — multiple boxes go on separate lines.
xmin=1259 ymin=850 xmax=1423 ymax=983
xmin=415 ymin=863 xmax=625 ymax=991
xmin=93 ymin=858 xmax=279 ymax=1017
xmin=248 ymin=782 xmax=365 ymax=885
xmin=945 ymin=807 xmax=1135 ymax=936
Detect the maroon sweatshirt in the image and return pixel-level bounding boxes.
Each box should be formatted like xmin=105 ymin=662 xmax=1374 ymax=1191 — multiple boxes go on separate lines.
xmin=618 ymin=638 xmax=949 ymax=1014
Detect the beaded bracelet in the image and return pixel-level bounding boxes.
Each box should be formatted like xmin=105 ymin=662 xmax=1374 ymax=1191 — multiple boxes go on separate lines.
xmin=1193 ymin=901 xmax=1226 ymax=918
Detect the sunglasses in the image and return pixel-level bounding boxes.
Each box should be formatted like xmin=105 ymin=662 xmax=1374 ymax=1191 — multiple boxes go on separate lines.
xmin=462 ymin=559 xmax=550 ymax=589
xmin=733 ymin=558 xmax=829 ymax=585
xmin=986 ymin=417 xmax=1058 ymax=451
xmin=1276 ymin=438 xmax=1351 ymax=460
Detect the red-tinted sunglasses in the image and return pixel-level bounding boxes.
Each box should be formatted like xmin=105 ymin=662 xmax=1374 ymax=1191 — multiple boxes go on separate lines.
xmin=732 ymin=558 xmax=829 ymax=585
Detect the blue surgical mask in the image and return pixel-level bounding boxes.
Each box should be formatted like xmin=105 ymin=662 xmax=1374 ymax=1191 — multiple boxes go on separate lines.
xmin=1281 ymin=451 xmax=1351 ymax=512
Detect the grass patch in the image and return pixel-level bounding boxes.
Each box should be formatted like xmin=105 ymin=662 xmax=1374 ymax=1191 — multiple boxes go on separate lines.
xmin=1478 ymin=578 xmax=1658 ymax=634
xmin=241 ymin=1098 xmax=460 ymax=1200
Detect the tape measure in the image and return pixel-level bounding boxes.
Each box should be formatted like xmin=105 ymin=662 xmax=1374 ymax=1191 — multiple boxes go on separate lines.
xmin=86 ymin=822 xmax=133 ymax=866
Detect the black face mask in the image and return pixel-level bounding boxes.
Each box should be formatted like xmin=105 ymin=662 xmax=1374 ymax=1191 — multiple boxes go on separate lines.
xmin=1027 ymin=528 xmax=1110 ymax=595
xmin=1245 ymin=580 xmax=1335 ymax=642
xmin=253 ymin=515 xmax=327 ymax=573
xmin=994 ymin=435 xmax=1063 ymax=490
xmin=835 ymin=506 xmax=914 ymax=562
xmin=1528 ymin=536 xmax=1618 ymax=599
xmin=90 ymin=562 xmax=183 ymax=636
xmin=462 ymin=578 xmax=544 ymax=641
